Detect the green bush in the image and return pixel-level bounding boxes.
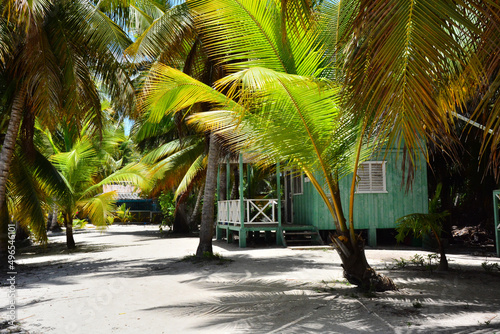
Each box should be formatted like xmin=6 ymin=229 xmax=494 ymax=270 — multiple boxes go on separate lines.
xmin=158 ymin=191 xmax=175 ymax=231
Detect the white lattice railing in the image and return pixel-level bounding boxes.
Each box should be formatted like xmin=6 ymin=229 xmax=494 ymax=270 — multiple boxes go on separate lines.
xmin=218 ymin=199 xmax=278 ymax=225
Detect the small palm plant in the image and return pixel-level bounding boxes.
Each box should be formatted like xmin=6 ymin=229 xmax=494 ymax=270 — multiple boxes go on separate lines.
xmin=47 ymin=123 xmax=150 ymax=249
xmin=395 ymin=184 xmax=450 ymax=271
xmin=115 ymin=203 xmax=133 ymax=223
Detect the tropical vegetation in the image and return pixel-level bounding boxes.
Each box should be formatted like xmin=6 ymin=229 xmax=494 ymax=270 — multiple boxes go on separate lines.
xmin=0 ymin=0 xmax=498 ymax=292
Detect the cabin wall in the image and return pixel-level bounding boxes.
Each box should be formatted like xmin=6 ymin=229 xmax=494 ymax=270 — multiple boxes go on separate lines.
xmin=292 ymin=149 xmax=429 ymax=244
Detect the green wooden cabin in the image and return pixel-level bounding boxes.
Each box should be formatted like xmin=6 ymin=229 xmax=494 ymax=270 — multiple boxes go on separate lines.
xmin=216 ymin=148 xmax=429 ymax=247
xmin=291 ymin=148 xmax=429 ymax=246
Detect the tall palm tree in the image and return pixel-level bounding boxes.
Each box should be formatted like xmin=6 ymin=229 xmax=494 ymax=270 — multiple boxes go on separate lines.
xmin=136 ymin=0 xmax=400 ymax=290
xmin=119 ymin=0 xmax=232 ymax=252
xmin=0 ymin=0 xmax=134 ymax=259
xmin=187 ymin=0 xmax=500 ymax=289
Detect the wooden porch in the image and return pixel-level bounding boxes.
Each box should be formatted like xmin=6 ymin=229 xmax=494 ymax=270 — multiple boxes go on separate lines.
xmin=216 ymin=198 xmax=283 ymax=247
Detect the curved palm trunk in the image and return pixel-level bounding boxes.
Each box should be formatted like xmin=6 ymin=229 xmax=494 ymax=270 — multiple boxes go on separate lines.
xmin=196 ymin=134 xmax=220 ymax=257
xmin=330 ymin=181 xmax=396 ymax=292
xmin=331 ymin=234 xmax=397 ymax=292
xmin=0 ymin=93 xmax=24 ymax=262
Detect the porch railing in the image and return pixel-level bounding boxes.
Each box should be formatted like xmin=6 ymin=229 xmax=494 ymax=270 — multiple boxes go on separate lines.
xmin=218 ymin=199 xmax=278 ymax=225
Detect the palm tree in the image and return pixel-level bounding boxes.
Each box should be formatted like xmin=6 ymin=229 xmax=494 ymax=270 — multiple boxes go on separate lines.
xmin=45 ymin=122 xmax=150 ymax=248
xmin=0 ymin=0 xmax=134 ymax=259
xmin=187 ymin=0 xmax=500 ymax=289
xmin=339 ymin=0 xmax=500 ymax=172
xmin=119 ymin=0 xmax=232 ymax=253
xmin=138 ymin=0 xmax=434 ymax=290
xmin=396 ymin=184 xmax=450 ymax=271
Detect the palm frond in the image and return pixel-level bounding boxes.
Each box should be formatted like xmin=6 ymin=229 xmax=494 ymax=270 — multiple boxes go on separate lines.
xmin=342 ymin=0 xmax=478 ymax=165
xmin=148 ymin=141 xmax=205 ymax=186
xmin=138 ymin=64 xmax=240 ymax=123
xmin=395 ymin=212 xmax=449 ymax=243
xmin=79 ymin=190 xmax=117 ymax=228
xmin=189 ymin=67 xmax=359 ymax=230
xmin=174 ymin=153 xmax=206 ymax=198
xmin=84 ymin=162 xmax=152 ymax=198
xmin=125 ymin=3 xmax=194 ymax=63
xmin=142 ymin=136 xmax=202 ymax=163
xmin=189 ymin=0 xmax=291 ymax=73
xmin=8 ymin=150 xmax=47 ymax=243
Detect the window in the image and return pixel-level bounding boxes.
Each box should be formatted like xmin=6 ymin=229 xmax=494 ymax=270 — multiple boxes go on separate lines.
xmin=356 ymin=161 xmax=387 ymax=193
xmin=292 ymin=172 xmax=303 ymax=195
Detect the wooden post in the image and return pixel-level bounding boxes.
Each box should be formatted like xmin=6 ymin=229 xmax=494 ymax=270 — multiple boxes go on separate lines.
xmin=226 ymin=160 xmax=230 ymax=199
xmin=226 ymin=159 xmax=230 ymax=224
xmin=247 ymin=164 xmax=251 ymax=199
xmin=216 ymin=165 xmax=222 ymax=240
xmin=369 ymin=227 xmax=377 ymax=247
xmin=493 ymin=190 xmax=500 ymax=257
xmin=239 ymin=154 xmax=246 ymax=247
xmin=276 ymin=162 xmax=284 ymax=246
xmin=277 ymin=162 xmax=282 ymax=227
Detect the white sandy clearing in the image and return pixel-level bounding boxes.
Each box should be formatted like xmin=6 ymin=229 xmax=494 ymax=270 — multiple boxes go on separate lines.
xmin=1 ymin=225 xmax=500 ymax=334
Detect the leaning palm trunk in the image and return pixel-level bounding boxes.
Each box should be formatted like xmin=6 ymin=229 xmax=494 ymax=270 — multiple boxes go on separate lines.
xmin=196 ymin=134 xmax=220 ymax=257
xmin=331 ymin=233 xmax=397 ymax=291
xmin=0 ymin=92 xmax=24 ymax=262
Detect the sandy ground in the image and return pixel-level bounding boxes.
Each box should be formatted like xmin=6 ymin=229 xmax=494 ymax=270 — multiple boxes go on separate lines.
xmin=1 ymin=225 xmax=500 ymax=334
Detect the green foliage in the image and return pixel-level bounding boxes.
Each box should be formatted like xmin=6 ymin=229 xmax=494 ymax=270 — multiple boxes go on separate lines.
xmin=72 ymin=219 xmax=88 ymax=229
xmin=391 ymin=253 xmax=440 ymax=271
xmin=395 ymin=184 xmax=449 ymax=243
xmin=482 ymin=261 xmax=500 ymax=272
xmin=392 ymin=257 xmax=408 ymax=269
xmin=158 ymin=190 xmax=176 ymax=231
xmin=410 ymin=254 xmax=424 ymax=266
xmin=115 ymin=203 xmax=132 ymax=223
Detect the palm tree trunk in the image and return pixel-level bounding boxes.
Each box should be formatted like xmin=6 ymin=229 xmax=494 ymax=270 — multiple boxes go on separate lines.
xmin=0 ymin=92 xmax=24 ymax=262
xmin=219 ymin=165 xmax=227 ymax=201
xmin=48 ymin=204 xmax=61 ymax=232
xmin=432 ymin=228 xmax=448 ymax=271
xmin=64 ymin=213 xmax=75 ymax=249
xmin=230 ymin=165 xmax=239 ymax=200
xmin=189 ymin=185 xmax=204 ymax=231
xmin=331 ymin=234 xmax=397 ymax=292
xmin=331 ymin=171 xmax=396 ymax=292
xmin=196 ymin=134 xmax=220 ymax=257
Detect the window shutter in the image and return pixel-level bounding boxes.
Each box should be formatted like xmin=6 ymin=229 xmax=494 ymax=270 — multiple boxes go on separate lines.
xmin=356 ymin=161 xmax=386 ymax=193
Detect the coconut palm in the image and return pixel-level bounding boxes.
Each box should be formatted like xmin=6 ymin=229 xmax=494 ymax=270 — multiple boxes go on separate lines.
xmin=137 ymin=0 xmax=399 ymax=290
xmin=6 ymin=143 xmax=68 ymax=243
xmin=120 ymin=0 xmax=234 ymax=250
xmin=191 ymin=0 xmax=500 ymax=288
xmin=339 ymin=0 xmax=500 ymax=173
xmin=45 ymin=122 xmax=150 ymax=249
xmin=0 ymin=0 xmax=134 ymax=259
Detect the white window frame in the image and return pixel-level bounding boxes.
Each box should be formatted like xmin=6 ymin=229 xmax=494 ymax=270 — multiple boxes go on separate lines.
xmin=355 ymin=161 xmax=387 ymax=194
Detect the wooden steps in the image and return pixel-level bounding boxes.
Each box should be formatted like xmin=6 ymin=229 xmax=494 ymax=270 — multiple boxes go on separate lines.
xmin=282 ymin=227 xmax=323 ymax=247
